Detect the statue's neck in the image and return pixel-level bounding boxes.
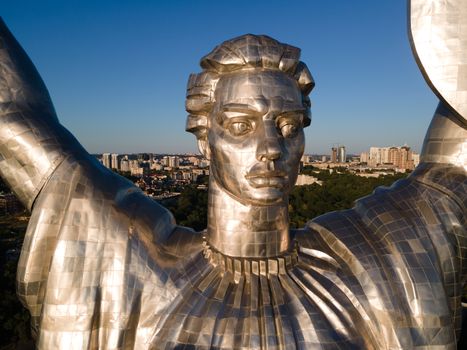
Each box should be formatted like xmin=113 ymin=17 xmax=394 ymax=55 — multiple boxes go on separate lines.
xmin=206 ymin=179 xmax=290 ymax=258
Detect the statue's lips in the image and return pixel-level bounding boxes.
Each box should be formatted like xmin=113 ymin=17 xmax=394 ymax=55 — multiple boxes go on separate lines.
xmin=245 ymin=171 xmax=287 ymax=188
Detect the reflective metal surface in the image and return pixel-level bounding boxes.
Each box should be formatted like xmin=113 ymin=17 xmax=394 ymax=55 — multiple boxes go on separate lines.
xmin=409 ymin=0 xmax=467 ymax=124
xmin=0 ymin=8 xmax=465 ymax=350
xmin=0 ymin=19 xmax=86 ymax=210
xmin=421 ymin=101 xmax=467 ymax=169
xmin=186 ymin=35 xmax=313 ymax=258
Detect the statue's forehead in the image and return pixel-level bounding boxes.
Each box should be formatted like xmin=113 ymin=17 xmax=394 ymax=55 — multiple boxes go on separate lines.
xmin=215 ymin=70 xmax=302 ymax=105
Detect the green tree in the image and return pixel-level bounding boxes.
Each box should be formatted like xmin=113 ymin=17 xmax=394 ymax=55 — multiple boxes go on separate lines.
xmin=164 ymin=186 xmax=208 ymax=231
xmin=0 ymin=213 xmax=32 ymax=348
xmin=289 ymin=172 xmax=407 ymax=228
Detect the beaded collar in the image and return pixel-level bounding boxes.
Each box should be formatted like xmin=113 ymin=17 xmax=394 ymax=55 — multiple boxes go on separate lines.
xmin=202 ymin=236 xmax=299 ymax=283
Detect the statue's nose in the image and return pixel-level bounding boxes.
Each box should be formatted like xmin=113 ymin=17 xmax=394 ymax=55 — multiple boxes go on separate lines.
xmin=256 ymin=120 xmax=282 ymax=161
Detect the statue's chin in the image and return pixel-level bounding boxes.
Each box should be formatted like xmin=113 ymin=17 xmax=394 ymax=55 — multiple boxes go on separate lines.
xmin=248 ymin=187 xmax=287 ymax=206
xmin=225 ymin=186 xmax=287 ymax=207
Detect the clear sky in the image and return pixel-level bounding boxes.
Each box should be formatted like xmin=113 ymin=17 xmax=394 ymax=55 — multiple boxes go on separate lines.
xmin=2 ymin=0 xmax=438 ymax=155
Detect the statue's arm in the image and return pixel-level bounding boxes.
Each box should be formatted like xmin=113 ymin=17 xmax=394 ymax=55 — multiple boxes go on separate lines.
xmin=0 ymin=19 xmax=88 ymax=210
xmin=419 ymin=102 xmax=466 ymax=168
xmin=409 ymin=0 xmax=467 ymax=168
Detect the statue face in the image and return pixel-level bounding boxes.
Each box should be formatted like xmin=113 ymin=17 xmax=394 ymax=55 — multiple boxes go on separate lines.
xmin=207 ymin=70 xmax=305 ymax=205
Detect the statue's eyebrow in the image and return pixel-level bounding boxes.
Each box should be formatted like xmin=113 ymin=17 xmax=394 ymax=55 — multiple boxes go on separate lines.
xmin=277 ymin=108 xmax=305 ymax=118
xmin=275 ymin=99 xmax=306 ymax=114
xmin=219 ymin=101 xmax=306 ymax=121
xmin=221 ymin=103 xmax=263 ymax=115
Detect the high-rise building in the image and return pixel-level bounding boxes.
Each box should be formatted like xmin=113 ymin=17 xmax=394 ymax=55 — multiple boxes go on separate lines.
xmin=129 ymin=160 xmax=140 ymax=170
xmin=338 ymin=146 xmax=346 ymax=163
xmin=102 ymin=153 xmax=111 ymax=168
xmin=368 ymin=147 xmax=390 ymax=166
xmin=129 ymin=160 xmax=143 ymax=176
xmin=381 ymin=147 xmax=391 ymax=164
xmin=412 ymin=153 xmax=420 ymax=167
xmin=369 ymin=147 xmax=380 ymax=167
xmin=168 ymin=156 xmax=179 ymax=168
xmin=301 ymin=155 xmax=313 ymax=164
xmin=321 ymin=155 xmax=327 ymax=162
xmin=402 ymin=146 xmax=413 ymax=169
xmin=390 ymin=146 xmax=414 ymax=170
xmin=360 ymin=152 xmax=369 ymax=163
xmin=389 ymin=147 xmax=401 ymax=167
xmin=111 ymin=153 xmax=119 ymax=170
xmin=367 ymin=145 xmax=418 ymax=170
xmin=120 ymin=159 xmax=130 ymax=172
xmin=331 ymin=147 xmax=338 ymax=163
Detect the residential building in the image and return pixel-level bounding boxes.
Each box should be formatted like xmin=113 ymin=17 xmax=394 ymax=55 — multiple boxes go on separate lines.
xmin=102 ymin=153 xmax=111 ymax=168
xmin=331 ymin=147 xmax=338 ymax=163
xmin=338 ymin=146 xmax=346 ymax=163
xmin=111 ymin=153 xmax=119 ymax=170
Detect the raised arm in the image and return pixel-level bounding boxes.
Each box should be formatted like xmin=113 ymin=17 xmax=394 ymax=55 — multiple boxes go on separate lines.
xmin=0 ymin=18 xmax=87 ymax=210
xmin=409 ymin=0 xmax=467 ymax=168
xmin=419 ymin=102 xmax=466 ymax=167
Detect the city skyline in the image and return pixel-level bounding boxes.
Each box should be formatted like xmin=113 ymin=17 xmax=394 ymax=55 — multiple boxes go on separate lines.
xmin=97 ymin=142 xmax=420 ymax=167
xmin=92 ymin=141 xmax=421 ymax=159
xmin=3 ymin=1 xmax=437 ymax=154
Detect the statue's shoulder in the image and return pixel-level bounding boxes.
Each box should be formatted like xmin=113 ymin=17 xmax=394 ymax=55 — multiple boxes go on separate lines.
xmin=409 ymin=162 xmax=466 ymax=207
xmin=292 ymin=198 xmax=460 ymax=349
xmin=32 ymin=153 xmax=181 ymax=250
xmin=293 ymin=208 xmax=363 ymax=254
xmin=19 ymin=153 xmax=206 ymax=344
xmin=294 ymin=162 xmax=466 ymax=268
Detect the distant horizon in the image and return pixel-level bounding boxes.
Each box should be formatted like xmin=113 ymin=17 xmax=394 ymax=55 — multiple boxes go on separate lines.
xmin=88 ymin=141 xmax=425 ymax=156
xmin=3 ymin=1 xmax=437 ymax=155
xmin=91 ymin=144 xmax=423 ymax=157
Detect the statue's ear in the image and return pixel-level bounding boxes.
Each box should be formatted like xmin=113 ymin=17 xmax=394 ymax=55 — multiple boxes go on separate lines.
xmin=186 ymin=113 xmax=210 ymax=159
xmin=197 ymin=138 xmax=211 ymax=160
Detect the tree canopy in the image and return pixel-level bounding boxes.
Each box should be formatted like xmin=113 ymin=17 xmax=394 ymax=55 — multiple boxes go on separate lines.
xmin=289 ymin=170 xmax=407 ymax=228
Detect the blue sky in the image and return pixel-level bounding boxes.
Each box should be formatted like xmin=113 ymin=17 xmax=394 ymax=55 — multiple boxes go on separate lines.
xmin=2 ymin=0 xmax=437 ymax=155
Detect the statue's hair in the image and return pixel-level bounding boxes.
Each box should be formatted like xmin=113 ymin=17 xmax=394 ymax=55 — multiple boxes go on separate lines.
xmin=185 ymin=34 xmax=315 ymax=139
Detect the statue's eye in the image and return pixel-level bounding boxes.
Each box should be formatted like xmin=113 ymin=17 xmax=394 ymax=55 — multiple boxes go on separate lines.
xmin=280 ymin=122 xmax=300 ymax=138
xmin=228 ymin=121 xmax=252 ymax=136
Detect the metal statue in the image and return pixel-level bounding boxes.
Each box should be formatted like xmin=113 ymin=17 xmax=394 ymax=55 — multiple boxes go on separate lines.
xmin=0 ymin=0 xmax=465 ymax=348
